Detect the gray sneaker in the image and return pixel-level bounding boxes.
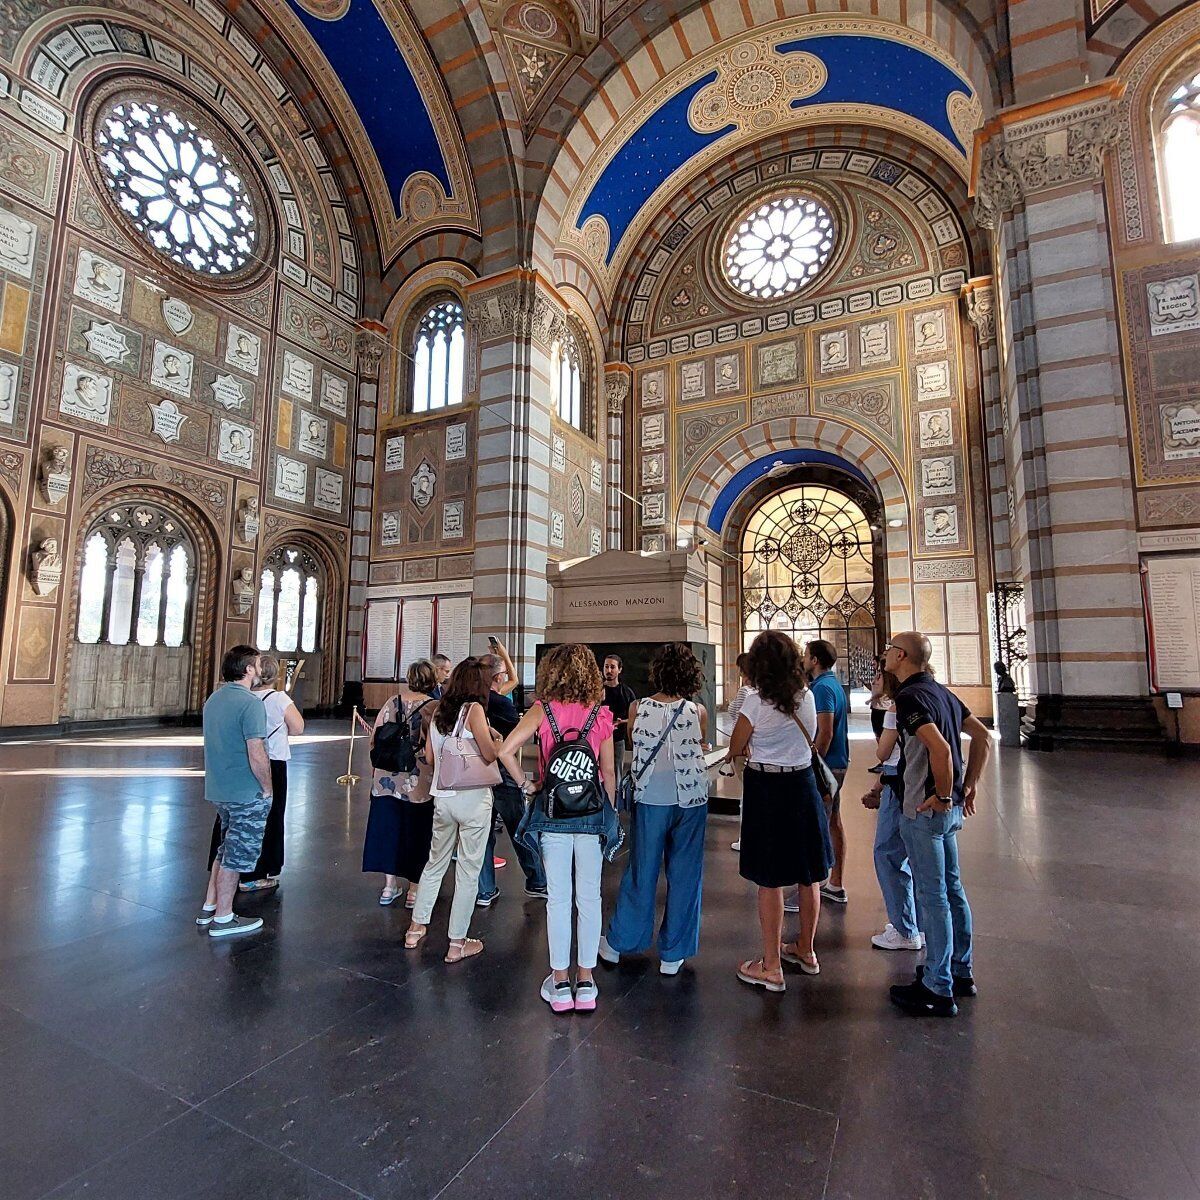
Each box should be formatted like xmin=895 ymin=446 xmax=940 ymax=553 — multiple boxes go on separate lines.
xmin=207 ymin=914 xmax=264 ymax=938
xmin=196 ymin=905 xmax=217 ymax=927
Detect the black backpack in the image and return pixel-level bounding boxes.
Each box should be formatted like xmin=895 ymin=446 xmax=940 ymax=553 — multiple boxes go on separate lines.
xmin=539 ymin=702 xmax=605 ymax=820
xmin=370 ymin=697 xmax=431 ymax=774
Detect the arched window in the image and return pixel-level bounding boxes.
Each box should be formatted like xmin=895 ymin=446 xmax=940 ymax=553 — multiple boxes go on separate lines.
xmin=1158 ymin=66 xmax=1200 ymax=243
xmin=550 ymin=325 xmax=588 ymax=432
xmin=256 ymin=545 xmax=322 ymax=655
xmin=76 ymin=504 xmax=195 ymax=647
xmin=410 ymin=299 xmax=465 ymax=413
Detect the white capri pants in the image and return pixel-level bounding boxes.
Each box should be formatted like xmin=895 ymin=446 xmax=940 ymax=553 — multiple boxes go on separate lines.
xmin=539 ymin=831 xmax=603 ymax=971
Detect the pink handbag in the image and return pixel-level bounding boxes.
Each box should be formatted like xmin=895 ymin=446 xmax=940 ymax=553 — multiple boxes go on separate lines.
xmin=436 ymin=703 xmax=502 ymax=790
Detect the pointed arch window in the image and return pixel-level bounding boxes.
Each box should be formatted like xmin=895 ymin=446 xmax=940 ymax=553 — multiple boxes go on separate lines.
xmin=551 ymin=325 xmax=587 ymax=432
xmin=1159 ymin=66 xmax=1200 ymax=243
xmin=256 ymin=545 xmax=323 ymax=654
xmin=75 ymin=504 xmax=196 ymax=647
xmin=410 ymin=299 xmax=465 ymax=413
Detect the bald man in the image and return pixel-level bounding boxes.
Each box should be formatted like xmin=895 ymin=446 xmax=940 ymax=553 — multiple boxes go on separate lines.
xmin=882 ymin=631 xmax=991 ymax=1018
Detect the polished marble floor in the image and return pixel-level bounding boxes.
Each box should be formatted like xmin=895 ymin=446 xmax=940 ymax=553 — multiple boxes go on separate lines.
xmin=1 ymin=720 xmax=1198 ymax=1199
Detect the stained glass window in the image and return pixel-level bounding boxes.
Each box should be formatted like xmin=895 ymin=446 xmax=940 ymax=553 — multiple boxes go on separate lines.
xmin=1161 ymin=69 xmax=1200 ymax=243
xmin=95 ymin=98 xmax=257 ymax=275
xmin=411 ymin=300 xmax=465 ymax=412
xmin=723 ymin=194 xmax=836 ymax=301
xmin=257 ymin=546 xmax=321 ymax=655
xmin=740 ymin=485 xmax=879 ymax=684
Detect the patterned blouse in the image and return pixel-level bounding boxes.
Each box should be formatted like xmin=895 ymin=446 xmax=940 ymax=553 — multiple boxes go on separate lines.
xmin=369 ymin=692 xmax=435 ymax=803
xmin=629 ymin=697 xmax=708 ymax=808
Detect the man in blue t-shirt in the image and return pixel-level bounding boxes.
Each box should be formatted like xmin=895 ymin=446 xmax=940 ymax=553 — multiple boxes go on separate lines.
xmin=804 ymin=639 xmax=849 ymax=904
xmin=197 ymin=645 xmax=274 ymax=938
xmin=883 ymin=631 xmax=992 ymax=1018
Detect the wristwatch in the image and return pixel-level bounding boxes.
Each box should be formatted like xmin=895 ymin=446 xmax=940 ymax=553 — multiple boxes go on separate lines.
xmin=936 ymin=795 xmax=953 ymax=805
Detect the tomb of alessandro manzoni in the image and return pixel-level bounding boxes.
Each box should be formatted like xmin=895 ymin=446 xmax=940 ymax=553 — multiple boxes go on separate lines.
xmin=0 ymin=2 xmax=1199 ymax=1198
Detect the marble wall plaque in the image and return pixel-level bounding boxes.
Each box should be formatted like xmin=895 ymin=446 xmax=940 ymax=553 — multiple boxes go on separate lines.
xmin=161 ymin=296 xmax=193 ymax=335
xmin=314 ymin=468 xmax=343 ymax=513
xmin=759 ymin=339 xmax=800 ymax=386
xmin=859 ymin=321 xmax=892 ymax=367
xmin=384 ymin=434 xmax=405 ymax=472
xmin=274 ymin=455 xmax=307 ymax=502
xmin=225 ymin=324 xmax=261 ymax=375
xmin=81 ymin=320 xmax=131 ymax=367
xmin=643 ymin=452 xmax=664 ymax=486
xmin=921 ymin=456 xmax=957 ymax=497
xmin=550 ymin=510 xmax=565 ymax=548
xmin=0 ymin=206 xmax=36 ymax=279
xmin=381 ymin=511 xmax=401 ymax=546
xmin=715 ymin=352 xmax=741 ymax=394
xmin=1148 ymin=275 xmax=1200 ymax=337
xmin=0 ymin=361 xmax=17 ymax=425
xmin=924 ymin=505 xmax=960 ymax=547
xmin=919 ymin=408 xmax=953 ymax=448
xmin=150 ymin=340 xmax=193 ymax=398
xmin=73 ymin=249 xmax=124 ymax=312
xmin=551 ymin=433 xmax=566 ymax=473
xmin=60 ymin=362 xmax=112 ymax=425
xmin=916 ymin=360 xmax=952 ymax=402
xmin=680 ymin=359 xmax=706 ymax=402
xmin=643 ymin=492 xmax=666 ymax=526
xmin=590 ymin=457 xmax=603 ymax=493
xmin=442 ymin=499 xmax=464 ymax=538
xmin=641 ymin=413 xmax=665 ymax=449
xmin=297 ymin=410 xmax=328 ymax=458
xmin=445 ymin=422 xmax=467 ymax=461
xmin=912 ymin=309 xmax=948 ymax=353
xmin=819 ymin=330 xmax=849 ymax=374
xmin=320 ymin=373 xmax=348 ymax=417
xmin=589 ymin=527 xmax=602 ymax=556
xmin=1162 ymin=402 xmax=1200 ymax=461
xmin=218 ymin=419 xmax=254 ymax=468
xmin=148 ymin=397 xmax=187 ymax=443
xmin=210 ymin=374 xmax=247 ymax=411
xmin=281 ymin=350 xmax=314 ymax=401
xmin=640 ymin=367 xmax=665 ymax=407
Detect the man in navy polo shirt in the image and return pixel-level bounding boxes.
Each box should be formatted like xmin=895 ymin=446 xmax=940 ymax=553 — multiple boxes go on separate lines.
xmin=804 ymin=640 xmax=849 ymax=904
xmin=883 ymin=631 xmax=992 ymax=1017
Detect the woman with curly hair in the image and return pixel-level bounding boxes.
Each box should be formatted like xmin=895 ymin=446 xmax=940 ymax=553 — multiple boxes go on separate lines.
xmin=724 ymin=630 xmax=832 ymax=991
xmin=598 ymin=643 xmax=710 ymax=976
xmin=501 ymin=643 xmax=620 ymax=1014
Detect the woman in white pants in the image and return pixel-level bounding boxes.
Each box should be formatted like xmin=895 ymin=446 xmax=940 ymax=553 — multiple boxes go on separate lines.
xmin=405 ymin=658 xmax=499 ymax=963
xmin=502 ymin=644 xmax=621 ymax=1014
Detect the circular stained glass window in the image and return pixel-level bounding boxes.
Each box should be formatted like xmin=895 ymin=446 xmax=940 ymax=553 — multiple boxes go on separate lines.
xmin=723 ymin=194 xmax=836 ymax=301
xmin=95 ymin=99 xmax=257 ymax=276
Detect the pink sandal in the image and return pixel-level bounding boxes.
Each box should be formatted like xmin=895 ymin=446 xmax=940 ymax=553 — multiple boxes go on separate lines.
xmin=736 ymin=958 xmax=786 ymax=993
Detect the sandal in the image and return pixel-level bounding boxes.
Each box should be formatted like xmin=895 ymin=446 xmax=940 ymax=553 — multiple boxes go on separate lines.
xmin=404 ymin=925 xmax=427 ymax=949
xmin=780 ymin=943 xmax=820 ymax=975
xmin=736 ymin=958 xmax=786 ymax=993
xmin=445 ymin=937 xmax=484 ymax=964
xmin=379 ymin=886 xmax=402 ymax=907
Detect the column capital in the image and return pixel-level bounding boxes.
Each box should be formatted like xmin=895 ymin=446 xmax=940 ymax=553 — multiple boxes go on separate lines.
xmin=355 ymin=320 xmax=387 ymax=379
xmin=961 ymin=277 xmax=997 ymax=347
xmin=464 ymin=268 xmax=573 ymax=352
xmin=971 ymin=80 xmax=1126 ymax=229
xmin=604 ymin=362 xmax=631 ymax=415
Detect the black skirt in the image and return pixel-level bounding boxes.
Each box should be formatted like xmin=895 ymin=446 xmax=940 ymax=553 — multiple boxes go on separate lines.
xmin=362 ymin=793 xmax=434 ymax=881
xmin=207 ymin=759 xmax=287 ymax=879
xmin=739 ymin=765 xmax=834 ymax=888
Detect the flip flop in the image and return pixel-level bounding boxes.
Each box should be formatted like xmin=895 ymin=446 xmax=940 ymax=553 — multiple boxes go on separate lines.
xmin=736 ymin=958 xmax=786 ymax=993
xmin=780 ymin=944 xmax=820 ymax=975
xmin=404 ymin=925 xmax=427 ymax=949
xmin=445 ymin=938 xmax=484 ymax=964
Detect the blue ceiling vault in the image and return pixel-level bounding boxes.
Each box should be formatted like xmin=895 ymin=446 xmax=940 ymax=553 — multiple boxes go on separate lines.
xmin=579 ymin=33 xmax=973 ymax=263
xmin=288 ymin=0 xmax=451 ymax=211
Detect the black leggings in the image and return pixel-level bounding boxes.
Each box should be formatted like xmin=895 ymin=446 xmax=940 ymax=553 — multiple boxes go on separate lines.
xmin=208 ymin=759 xmax=287 ymax=879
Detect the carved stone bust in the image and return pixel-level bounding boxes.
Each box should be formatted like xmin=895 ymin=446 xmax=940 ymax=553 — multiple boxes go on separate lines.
xmin=236 ymin=496 xmax=260 ymax=544
xmin=232 ymin=564 xmax=255 ymax=615
xmin=30 ymin=537 xmax=63 ymax=596
xmin=39 ymin=445 xmax=71 ymax=506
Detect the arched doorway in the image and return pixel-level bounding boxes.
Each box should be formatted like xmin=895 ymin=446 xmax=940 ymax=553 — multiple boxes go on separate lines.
xmin=739 ymin=483 xmax=883 ymax=686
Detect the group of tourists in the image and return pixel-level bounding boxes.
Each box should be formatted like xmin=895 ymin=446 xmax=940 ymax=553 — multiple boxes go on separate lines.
xmin=199 ymin=624 xmax=991 ymax=1018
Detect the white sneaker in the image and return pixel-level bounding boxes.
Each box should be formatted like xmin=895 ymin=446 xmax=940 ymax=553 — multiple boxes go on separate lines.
xmin=540 ymin=974 xmax=574 ymax=1013
xmin=597 ymin=934 xmax=620 ymax=964
xmin=730 ymin=839 xmax=741 ymax=852
xmin=659 ymin=959 xmax=683 ymax=976
xmin=871 ymin=924 xmax=923 ymax=951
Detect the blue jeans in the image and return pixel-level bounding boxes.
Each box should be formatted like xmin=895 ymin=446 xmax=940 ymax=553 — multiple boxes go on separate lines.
xmin=606 ymin=803 xmax=707 ymax=962
xmin=900 ymin=806 xmax=972 ymax=998
xmin=873 ymin=782 xmax=919 ymax=940
xmin=478 ymin=784 xmax=546 ymax=898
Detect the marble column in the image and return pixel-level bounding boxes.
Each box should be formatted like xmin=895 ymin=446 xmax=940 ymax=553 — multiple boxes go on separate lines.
xmin=464 ymin=270 xmax=565 ymax=687
xmin=974 ymin=81 xmax=1156 ymax=746
xmin=603 ymin=363 xmax=630 ymax=550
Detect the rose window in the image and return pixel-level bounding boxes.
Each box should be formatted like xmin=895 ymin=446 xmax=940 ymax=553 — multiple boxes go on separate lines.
xmin=723 ymin=194 xmax=836 ymax=301
xmin=95 ymin=99 xmax=257 ymax=275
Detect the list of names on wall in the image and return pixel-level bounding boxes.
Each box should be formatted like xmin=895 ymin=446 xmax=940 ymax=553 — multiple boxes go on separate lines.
xmin=1146 ymin=555 xmax=1200 ymax=691
xmin=364 ymin=600 xmax=400 ymax=681
xmin=399 ymin=598 xmax=434 ymax=672
xmin=436 ymin=595 xmax=472 ymax=666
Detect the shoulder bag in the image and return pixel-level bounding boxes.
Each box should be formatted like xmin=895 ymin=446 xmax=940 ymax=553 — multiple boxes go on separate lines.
xmin=790 ymin=705 xmax=841 ymax=807
xmin=436 ymin=702 xmax=502 ymax=790
xmin=618 ymin=701 xmax=686 ymax=812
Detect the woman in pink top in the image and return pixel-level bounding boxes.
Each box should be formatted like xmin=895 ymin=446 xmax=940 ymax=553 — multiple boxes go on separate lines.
xmin=500 ymin=644 xmax=617 ymax=1014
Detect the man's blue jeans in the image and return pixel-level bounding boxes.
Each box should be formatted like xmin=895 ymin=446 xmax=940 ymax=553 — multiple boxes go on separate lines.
xmin=899 ymin=805 xmax=972 ymax=998
xmin=478 ymin=783 xmax=546 ymax=898
xmin=873 ymin=782 xmax=919 ymax=940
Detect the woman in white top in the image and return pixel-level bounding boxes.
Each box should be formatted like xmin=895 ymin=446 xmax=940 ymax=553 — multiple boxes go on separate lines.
xmin=724 ymin=631 xmax=833 ymax=992
xmin=405 ymin=658 xmax=499 ymax=963
xmin=727 ymin=652 xmax=753 ymax=852
xmin=599 ymin=643 xmax=710 ymax=976
xmin=862 ymin=671 xmax=922 ymax=952
xmin=208 ymin=654 xmax=304 ymax=892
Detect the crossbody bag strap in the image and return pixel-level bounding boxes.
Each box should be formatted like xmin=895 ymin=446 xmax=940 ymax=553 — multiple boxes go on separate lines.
xmin=261 ymin=690 xmax=286 ymax=743
xmin=633 ymin=701 xmax=687 ymax=783
xmin=790 ymin=705 xmax=818 ymax=752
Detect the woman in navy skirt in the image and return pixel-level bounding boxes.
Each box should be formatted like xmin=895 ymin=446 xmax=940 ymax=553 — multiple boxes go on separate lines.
xmin=724 ymin=630 xmax=833 ymax=993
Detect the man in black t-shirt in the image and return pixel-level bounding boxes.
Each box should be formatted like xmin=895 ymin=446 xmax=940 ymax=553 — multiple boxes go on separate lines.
xmin=602 ymin=654 xmax=636 ymax=778
xmin=883 ymin=631 xmax=991 ymax=1018
xmin=476 ymin=653 xmax=546 ymax=904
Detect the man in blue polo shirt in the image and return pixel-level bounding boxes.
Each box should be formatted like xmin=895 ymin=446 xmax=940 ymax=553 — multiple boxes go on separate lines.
xmin=804 ymin=640 xmax=849 ymax=904
xmin=883 ymin=631 xmax=992 ymax=1017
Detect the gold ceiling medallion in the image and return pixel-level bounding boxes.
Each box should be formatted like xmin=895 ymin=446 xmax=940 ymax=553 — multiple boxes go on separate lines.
xmin=688 ymin=40 xmax=827 ymax=136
